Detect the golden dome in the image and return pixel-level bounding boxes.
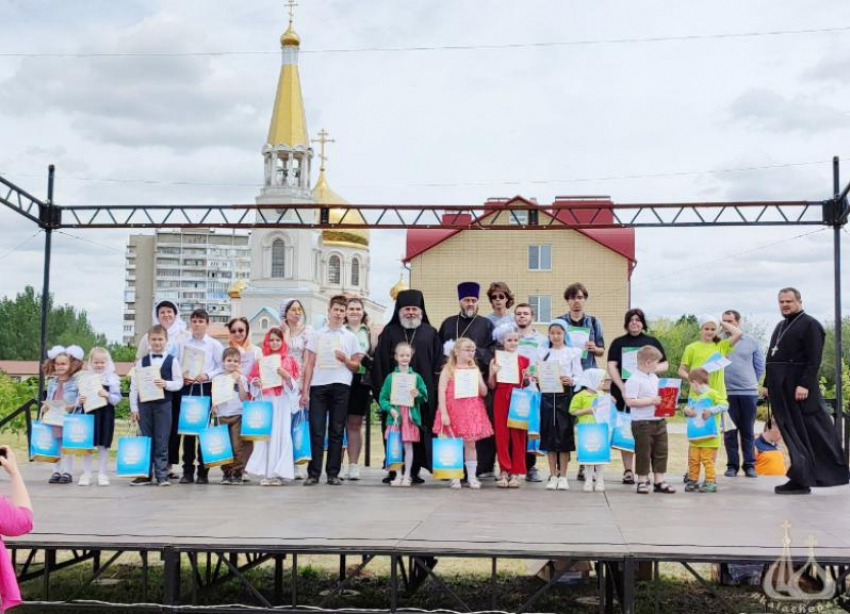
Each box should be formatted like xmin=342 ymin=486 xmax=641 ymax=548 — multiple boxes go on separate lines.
xmin=281 ymin=23 xmax=300 ymax=47
xmin=313 ymin=169 xmax=370 ymax=248
xmin=390 ymin=274 xmax=408 ymax=300
xmin=228 ymin=278 xmax=249 ymax=299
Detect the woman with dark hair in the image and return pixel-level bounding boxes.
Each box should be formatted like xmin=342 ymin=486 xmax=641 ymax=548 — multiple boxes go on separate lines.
xmin=343 ymin=298 xmax=377 ymax=480
xmin=280 ymin=299 xmax=314 ymax=480
xmin=227 ymin=317 xmax=262 ymax=377
xmin=486 ymin=282 xmax=515 ymax=331
xmin=606 ymin=308 xmax=669 ymax=485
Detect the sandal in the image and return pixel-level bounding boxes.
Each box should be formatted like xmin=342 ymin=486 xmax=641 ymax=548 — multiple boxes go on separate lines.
xmin=636 ymin=482 xmax=650 ymax=494
xmin=507 ymin=476 xmax=521 ymax=489
xmin=496 ymin=475 xmax=509 ymax=489
xmin=653 ymin=482 xmax=676 ymax=494
xmin=48 ymin=472 xmax=62 ymax=484
xmin=622 ymin=470 xmax=635 ymax=485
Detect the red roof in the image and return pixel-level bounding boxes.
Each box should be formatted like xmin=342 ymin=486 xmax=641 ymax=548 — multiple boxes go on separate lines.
xmin=404 ymin=196 xmax=635 ymax=266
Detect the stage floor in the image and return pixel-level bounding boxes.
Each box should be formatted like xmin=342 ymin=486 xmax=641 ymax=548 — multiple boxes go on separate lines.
xmin=9 ymin=464 xmax=850 ymax=564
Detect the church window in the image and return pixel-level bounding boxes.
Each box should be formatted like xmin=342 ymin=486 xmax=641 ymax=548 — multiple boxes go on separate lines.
xmin=351 ymin=258 xmax=360 ymax=286
xmin=272 ymin=239 xmax=286 ymax=278
xmin=261 ymin=317 xmax=269 ymax=329
xmin=328 ymin=255 xmax=341 ymax=285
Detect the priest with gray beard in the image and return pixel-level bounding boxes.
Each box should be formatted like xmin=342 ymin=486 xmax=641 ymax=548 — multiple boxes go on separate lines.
xmin=372 ymin=289 xmax=443 ymax=482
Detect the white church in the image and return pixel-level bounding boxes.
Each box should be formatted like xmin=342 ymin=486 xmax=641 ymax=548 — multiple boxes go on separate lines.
xmin=229 ymin=13 xmax=387 ymax=342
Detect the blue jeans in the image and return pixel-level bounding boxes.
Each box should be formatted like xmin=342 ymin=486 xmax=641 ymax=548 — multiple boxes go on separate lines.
xmin=140 ymin=399 xmax=172 ymax=481
xmin=723 ymin=395 xmax=757 ymax=471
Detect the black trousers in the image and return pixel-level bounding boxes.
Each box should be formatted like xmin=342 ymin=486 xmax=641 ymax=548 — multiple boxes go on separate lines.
xmin=179 ymin=382 xmax=210 ymax=478
xmin=308 ymin=383 xmax=350 ymax=480
xmin=475 ymin=391 xmax=497 ymax=475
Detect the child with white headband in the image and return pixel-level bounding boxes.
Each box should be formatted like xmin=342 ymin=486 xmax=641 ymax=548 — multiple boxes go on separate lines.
xmin=77 ymin=347 xmax=122 ymax=486
xmin=42 ymin=345 xmax=84 ymax=484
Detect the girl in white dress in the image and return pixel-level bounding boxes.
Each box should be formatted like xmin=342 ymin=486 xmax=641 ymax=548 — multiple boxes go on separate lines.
xmin=246 ymin=328 xmax=300 ymax=485
xmin=281 ymin=299 xmax=313 ymax=479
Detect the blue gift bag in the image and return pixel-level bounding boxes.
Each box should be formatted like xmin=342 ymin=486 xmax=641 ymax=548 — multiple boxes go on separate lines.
xmin=292 ymin=410 xmax=312 ymax=465
xmin=199 ymin=420 xmax=234 ymax=468
xmin=178 ymin=393 xmax=211 ymax=435
xmin=116 ymin=434 xmax=152 ymax=478
xmin=687 ymin=398 xmax=719 ymax=442
xmin=507 ymin=387 xmax=535 ymax=430
xmin=576 ymin=423 xmax=611 ymax=465
xmin=432 ymin=430 xmax=464 ymax=480
xmin=526 ymin=387 xmax=542 ymax=439
xmin=610 ymin=411 xmax=635 ymax=453
xmin=61 ymin=412 xmax=95 ymax=455
xmin=30 ymin=421 xmax=62 ymax=463
xmin=527 ymin=436 xmax=546 ymax=457
xmin=323 ymin=418 xmax=349 ymax=451
xmin=386 ymin=426 xmax=404 ymax=471
xmin=240 ymin=400 xmax=273 ymax=441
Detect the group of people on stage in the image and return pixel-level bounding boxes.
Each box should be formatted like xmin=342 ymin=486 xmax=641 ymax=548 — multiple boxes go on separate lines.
xmin=39 ymin=282 xmax=848 ymax=496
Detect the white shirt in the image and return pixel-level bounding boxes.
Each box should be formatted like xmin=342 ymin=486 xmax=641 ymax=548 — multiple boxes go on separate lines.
xmin=517 ymin=329 xmax=548 ymax=362
xmin=178 ymin=334 xmax=224 ymax=381
xmin=306 ymin=325 xmax=362 ymax=387
xmin=538 ymin=346 xmax=583 ymax=380
xmin=214 ymin=374 xmax=248 ymax=418
xmin=129 ymin=354 xmax=184 ymax=413
xmin=624 ymin=369 xmax=660 ymax=421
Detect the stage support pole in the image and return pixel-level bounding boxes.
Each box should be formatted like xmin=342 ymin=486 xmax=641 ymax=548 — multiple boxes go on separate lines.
xmin=36 ymin=165 xmax=55 ymax=405
xmin=834 ymin=157 xmax=845 ymax=445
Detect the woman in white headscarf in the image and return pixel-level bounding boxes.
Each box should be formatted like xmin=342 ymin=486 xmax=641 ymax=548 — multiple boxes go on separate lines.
xmin=135 ymin=300 xmax=190 ymax=360
xmin=678 ymin=314 xmax=743 ymax=403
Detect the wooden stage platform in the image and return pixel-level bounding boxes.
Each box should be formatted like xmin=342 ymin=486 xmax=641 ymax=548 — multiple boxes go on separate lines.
xmin=8 ymin=463 xmax=850 ymax=612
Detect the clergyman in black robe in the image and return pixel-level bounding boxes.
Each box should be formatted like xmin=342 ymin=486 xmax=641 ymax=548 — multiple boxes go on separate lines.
xmin=437 ymin=281 xmax=497 ymax=477
xmin=765 ymin=288 xmax=849 ymax=494
xmin=372 ymin=289 xmax=442 ymax=480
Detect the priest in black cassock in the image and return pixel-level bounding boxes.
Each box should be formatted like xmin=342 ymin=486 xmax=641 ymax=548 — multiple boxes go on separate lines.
xmin=438 ymin=282 xmax=497 ymax=477
xmin=372 ymin=289 xmax=442 ymax=482
xmin=765 ymin=287 xmax=849 ymax=495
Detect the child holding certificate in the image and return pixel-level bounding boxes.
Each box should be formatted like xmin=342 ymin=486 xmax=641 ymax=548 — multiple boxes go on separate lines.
xmin=433 ymin=338 xmax=492 ymax=490
xmin=569 ymin=368 xmax=608 ymax=493
xmin=76 ymin=347 xmax=121 ymax=486
xmin=246 ymin=328 xmax=300 ymax=486
xmin=683 ymin=368 xmax=728 ymax=493
xmin=129 ymin=325 xmax=183 ymax=486
xmin=378 ymin=342 xmax=428 ymax=487
xmin=42 ymin=345 xmax=84 ymax=484
xmin=535 ymin=320 xmax=583 ymax=492
xmin=625 ymin=345 xmax=675 ymax=495
xmin=488 ymin=323 xmax=530 ymax=489
xmin=213 ymin=347 xmax=251 ymax=485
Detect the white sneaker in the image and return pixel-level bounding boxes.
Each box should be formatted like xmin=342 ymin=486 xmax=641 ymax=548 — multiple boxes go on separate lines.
xmin=583 ymin=478 xmax=594 ymax=492
xmin=348 ymin=464 xmax=361 ymax=481
xmin=557 ymin=477 xmax=570 ymax=491
xmin=468 ymin=477 xmax=482 ymax=490
xmin=546 ymin=476 xmax=559 ymax=491
xmin=97 ymin=474 xmax=110 ymax=487
xmin=78 ymin=474 xmax=91 ymax=487
xmin=391 ymin=476 xmax=402 ymax=487
xmin=295 ymin=465 xmax=307 ymax=480
xmin=450 ymin=479 xmax=462 ymax=489
xmin=260 ymin=478 xmax=272 ymax=486
xmin=595 ymin=477 xmax=606 ymax=492
xmin=340 ymin=466 xmax=349 ymax=480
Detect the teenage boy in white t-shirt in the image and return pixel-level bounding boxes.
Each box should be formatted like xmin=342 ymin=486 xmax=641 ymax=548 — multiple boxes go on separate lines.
xmin=300 ymin=295 xmax=364 ymax=486
xmin=625 ymin=345 xmax=676 ymax=495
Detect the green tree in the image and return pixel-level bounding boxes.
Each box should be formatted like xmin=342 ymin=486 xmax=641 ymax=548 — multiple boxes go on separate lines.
xmin=107 ymin=342 xmax=138 ymax=362
xmin=647 ymin=314 xmax=699 ymax=378
xmin=0 ymin=372 xmax=38 ymax=437
xmin=0 ymin=286 xmax=107 ymax=360
xmin=819 ymin=316 xmax=850 ymax=390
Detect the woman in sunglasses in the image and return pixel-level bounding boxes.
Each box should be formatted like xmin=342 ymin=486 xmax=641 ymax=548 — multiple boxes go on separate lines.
xmin=486 ymin=282 xmax=516 ymax=333
xmin=227 ymin=317 xmax=262 ymax=376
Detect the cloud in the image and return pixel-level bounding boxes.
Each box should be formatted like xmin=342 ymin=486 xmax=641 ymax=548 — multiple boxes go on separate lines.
xmin=727 ymin=89 xmax=850 ymax=134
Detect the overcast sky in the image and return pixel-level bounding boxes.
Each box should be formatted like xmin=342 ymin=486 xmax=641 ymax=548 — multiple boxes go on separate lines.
xmin=1 ymin=0 xmax=849 ymax=342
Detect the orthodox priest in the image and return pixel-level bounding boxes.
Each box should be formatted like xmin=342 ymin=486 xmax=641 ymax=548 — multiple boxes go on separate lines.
xmin=438 ymin=282 xmax=497 ymax=477
xmin=765 ymin=287 xmax=849 ymax=495
xmin=372 ymin=289 xmax=442 ymax=482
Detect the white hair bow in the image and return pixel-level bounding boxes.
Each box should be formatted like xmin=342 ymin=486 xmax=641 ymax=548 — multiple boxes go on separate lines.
xmin=443 ymin=339 xmax=456 ymax=358
xmin=47 ymin=345 xmax=84 ymax=361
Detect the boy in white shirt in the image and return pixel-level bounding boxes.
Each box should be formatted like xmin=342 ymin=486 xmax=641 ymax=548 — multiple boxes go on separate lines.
xmin=213 ymin=347 xmax=250 ymax=485
xmin=625 ymin=345 xmax=675 ymax=495
xmin=130 ymin=325 xmax=184 ymax=486
xmin=300 ymin=296 xmax=364 ymax=486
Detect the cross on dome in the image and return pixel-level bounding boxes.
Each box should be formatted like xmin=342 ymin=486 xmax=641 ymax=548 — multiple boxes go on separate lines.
xmin=312 ymin=129 xmax=336 ymax=172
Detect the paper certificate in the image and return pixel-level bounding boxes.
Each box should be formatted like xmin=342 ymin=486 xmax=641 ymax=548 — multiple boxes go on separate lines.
xmin=453 ymin=368 xmax=479 ymax=399
xmin=181 ymin=345 xmax=206 ymax=380
xmin=495 ymin=350 xmax=520 ymax=385
xmin=42 ymin=400 xmax=67 ymax=426
xmin=137 ymin=366 xmax=164 ymax=403
xmin=259 ymin=354 xmax=282 ymax=389
xmin=77 ymin=373 xmax=107 ymax=413
xmin=212 ymin=374 xmax=236 ymax=406
xmin=701 ymin=352 xmax=731 ymax=374
xmin=621 ymin=347 xmax=639 ymax=380
xmin=567 ymin=326 xmax=591 ymax=359
xmin=317 ymin=334 xmax=342 ymax=369
xmin=537 ymin=361 xmax=564 ymax=394
xmin=390 ymin=372 xmax=416 ymax=406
